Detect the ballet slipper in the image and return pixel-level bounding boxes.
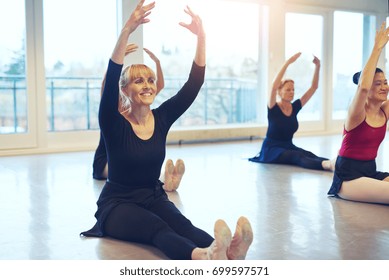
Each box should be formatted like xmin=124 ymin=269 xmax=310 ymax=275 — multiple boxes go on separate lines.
xmin=171 ymin=159 xmax=185 ymax=191
xmin=322 ymin=158 xmax=336 ymax=171
xmin=227 ymin=216 xmax=253 ymax=260
xmin=330 ymin=158 xmax=336 ymax=171
xmin=207 ymin=219 xmax=232 ymax=260
xmin=162 ymin=159 xmax=175 ymax=192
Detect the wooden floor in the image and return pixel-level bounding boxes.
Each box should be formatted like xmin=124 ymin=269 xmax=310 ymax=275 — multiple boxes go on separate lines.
xmin=1 ymin=134 xmax=389 ymax=260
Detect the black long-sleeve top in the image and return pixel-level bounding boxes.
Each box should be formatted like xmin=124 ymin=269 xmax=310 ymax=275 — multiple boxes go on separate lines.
xmin=99 ymin=59 xmax=205 ymax=187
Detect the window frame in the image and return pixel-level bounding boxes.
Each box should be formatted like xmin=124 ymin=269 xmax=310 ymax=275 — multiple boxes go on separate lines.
xmin=0 ymin=0 xmax=387 ymax=155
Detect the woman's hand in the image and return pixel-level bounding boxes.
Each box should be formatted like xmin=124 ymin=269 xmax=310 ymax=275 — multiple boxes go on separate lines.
xmin=312 ymin=55 xmax=320 ymax=67
xmin=179 ymin=6 xmax=205 ymax=38
xmin=287 ymin=52 xmax=301 ymax=64
xmin=143 ymin=47 xmax=159 ymax=63
xmin=124 ymin=0 xmax=155 ymax=34
xmin=111 ymin=1 xmax=155 ymax=64
xmin=125 ymin=44 xmax=139 ymax=56
xmin=144 ymin=47 xmax=164 ymax=94
xmin=374 ymin=22 xmax=389 ymax=51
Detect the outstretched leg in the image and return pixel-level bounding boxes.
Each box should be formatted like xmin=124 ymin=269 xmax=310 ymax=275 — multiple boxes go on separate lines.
xmin=339 ymin=177 xmax=389 ymax=204
xmin=227 ymin=216 xmax=253 ymax=260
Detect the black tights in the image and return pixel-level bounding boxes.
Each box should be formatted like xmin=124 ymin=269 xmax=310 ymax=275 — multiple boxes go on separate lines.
xmin=277 ymin=149 xmax=328 ymax=170
xmin=104 ymin=192 xmax=214 ymax=260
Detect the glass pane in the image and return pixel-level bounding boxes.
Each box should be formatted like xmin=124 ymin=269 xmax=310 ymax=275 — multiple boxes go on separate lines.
xmin=144 ymin=0 xmax=262 ymax=127
xmin=386 ymin=17 xmax=389 ymax=77
xmin=333 ymin=12 xmax=375 ymax=119
xmin=0 ymin=0 xmax=27 ymax=134
xmin=43 ymin=0 xmax=118 ymax=131
xmin=285 ymin=13 xmax=323 ymax=121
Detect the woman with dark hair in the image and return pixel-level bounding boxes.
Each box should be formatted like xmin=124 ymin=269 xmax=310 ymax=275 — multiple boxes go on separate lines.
xmin=82 ymin=0 xmax=253 ymax=260
xmin=249 ymin=52 xmax=334 ymax=171
xmin=328 ymin=22 xmax=389 ymax=204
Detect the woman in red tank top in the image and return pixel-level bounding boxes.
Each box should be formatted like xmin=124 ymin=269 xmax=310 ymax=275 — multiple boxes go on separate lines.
xmin=328 ymin=22 xmax=389 ymax=204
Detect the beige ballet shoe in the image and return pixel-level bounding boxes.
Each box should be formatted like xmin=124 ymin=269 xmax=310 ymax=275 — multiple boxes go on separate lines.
xmin=207 ymin=219 xmax=232 ymax=260
xmin=171 ymin=159 xmax=185 ymax=191
xmin=322 ymin=158 xmax=336 ymax=171
xmin=227 ymin=216 xmax=253 ymax=260
xmin=163 ymin=159 xmax=175 ymax=192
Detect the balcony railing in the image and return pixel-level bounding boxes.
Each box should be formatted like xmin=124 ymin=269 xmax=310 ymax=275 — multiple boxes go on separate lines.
xmin=0 ymin=76 xmax=258 ymax=133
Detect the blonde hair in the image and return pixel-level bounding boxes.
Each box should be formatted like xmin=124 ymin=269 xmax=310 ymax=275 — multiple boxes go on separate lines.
xmin=119 ymin=64 xmax=156 ymax=109
xmin=278 ymin=79 xmax=294 ymax=91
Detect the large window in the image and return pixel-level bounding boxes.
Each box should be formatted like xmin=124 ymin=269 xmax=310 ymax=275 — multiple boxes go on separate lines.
xmin=0 ymin=0 xmax=386 ymax=154
xmin=285 ymin=12 xmax=324 ymax=121
xmin=43 ymin=0 xmax=118 ymax=131
xmin=332 ymin=12 xmax=375 ymax=120
xmin=386 ymin=17 xmax=389 ymax=77
xmin=144 ymin=0 xmax=263 ymax=128
xmin=0 ymin=0 xmax=27 ymax=134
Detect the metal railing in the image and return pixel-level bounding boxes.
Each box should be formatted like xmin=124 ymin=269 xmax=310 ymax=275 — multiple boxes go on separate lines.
xmin=0 ymin=76 xmax=258 ymax=133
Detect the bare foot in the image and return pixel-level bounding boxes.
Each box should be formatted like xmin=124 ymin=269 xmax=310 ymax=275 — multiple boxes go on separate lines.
xmin=227 ymin=216 xmax=253 ymax=260
xmin=163 ymin=159 xmax=174 ymax=192
xmin=171 ymin=159 xmax=185 ymax=191
xmin=207 ymin=219 xmax=232 ymax=260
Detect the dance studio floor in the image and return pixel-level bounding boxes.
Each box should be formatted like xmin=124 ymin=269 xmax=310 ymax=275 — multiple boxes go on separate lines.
xmin=1 ymin=134 xmax=389 ymax=260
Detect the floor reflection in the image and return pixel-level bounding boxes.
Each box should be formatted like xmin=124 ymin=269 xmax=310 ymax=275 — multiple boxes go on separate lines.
xmin=1 ymin=135 xmax=389 ymax=259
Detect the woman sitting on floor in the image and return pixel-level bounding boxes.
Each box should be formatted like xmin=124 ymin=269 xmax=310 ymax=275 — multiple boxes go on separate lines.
xmin=328 ymin=22 xmax=389 ymax=204
xmin=249 ymin=52 xmax=334 ymax=171
xmin=81 ymin=0 xmax=253 ymax=260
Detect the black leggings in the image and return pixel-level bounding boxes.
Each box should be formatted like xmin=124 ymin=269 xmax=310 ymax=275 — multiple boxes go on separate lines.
xmin=277 ymin=149 xmax=328 ymax=170
xmin=104 ymin=192 xmax=214 ymax=260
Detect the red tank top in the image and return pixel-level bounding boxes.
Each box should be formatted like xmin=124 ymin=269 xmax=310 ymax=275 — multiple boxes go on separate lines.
xmin=339 ymin=111 xmax=387 ymax=161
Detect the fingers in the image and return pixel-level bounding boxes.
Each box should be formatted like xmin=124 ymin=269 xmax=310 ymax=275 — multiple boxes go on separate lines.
xmin=178 ymin=21 xmax=189 ymax=29
xmin=374 ymin=21 xmax=389 ymax=48
xmin=143 ymin=2 xmax=156 ymax=15
xmin=136 ymin=0 xmax=146 ymax=9
xmin=143 ymin=48 xmax=158 ymax=61
xmin=179 ymin=6 xmax=204 ymax=36
xmin=183 ymin=5 xmax=195 ymax=17
xmin=288 ymin=52 xmax=301 ymax=63
xmin=125 ymin=44 xmax=138 ymax=56
xmin=132 ymin=0 xmax=155 ymax=25
xmin=143 ymin=47 xmax=152 ymax=55
xmin=137 ymin=0 xmax=155 ymax=13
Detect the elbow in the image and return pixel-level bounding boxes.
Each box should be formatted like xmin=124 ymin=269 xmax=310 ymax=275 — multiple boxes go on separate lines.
xmin=357 ymin=85 xmax=370 ymax=94
xmin=310 ymin=85 xmax=318 ymax=92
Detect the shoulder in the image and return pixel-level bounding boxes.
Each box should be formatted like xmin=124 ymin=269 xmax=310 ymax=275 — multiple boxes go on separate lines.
xmin=381 ymin=101 xmax=389 ymax=119
xmin=268 ymin=103 xmax=279 ymax=112
xmin=292 ymin=99 xmax=302 ymax=109
xmin=105 ymin=59 xmax=124 ymax=82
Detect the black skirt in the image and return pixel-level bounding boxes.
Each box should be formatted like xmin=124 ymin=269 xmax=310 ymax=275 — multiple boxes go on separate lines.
xmin=328 ymin=156 xmax=389 ymax=195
